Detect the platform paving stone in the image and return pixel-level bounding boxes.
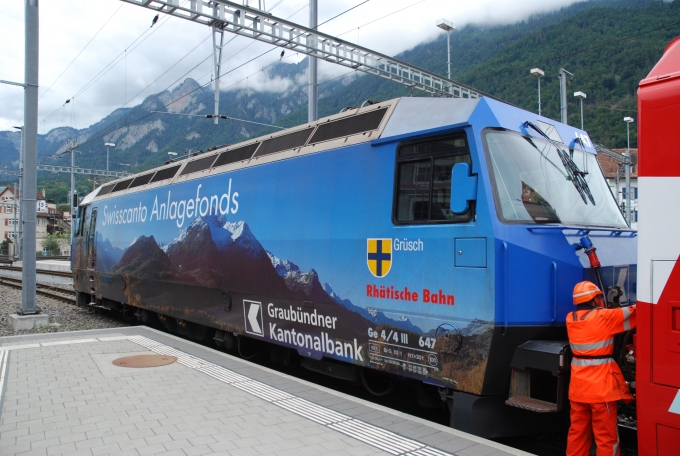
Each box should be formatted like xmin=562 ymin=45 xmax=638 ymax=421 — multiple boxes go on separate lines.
xmin=0 ymin=327 xmax=530 ymax=456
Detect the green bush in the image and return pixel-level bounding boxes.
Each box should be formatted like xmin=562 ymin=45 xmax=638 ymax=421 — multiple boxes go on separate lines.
xmin=40 ymin=234 xmax=61 ymax=255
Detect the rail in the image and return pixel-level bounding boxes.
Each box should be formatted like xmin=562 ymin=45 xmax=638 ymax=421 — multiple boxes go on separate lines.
xmin=0 ymin=266 xmax=72 ymax=278
xmin=0 ymin=276 xmax=76 ymax=304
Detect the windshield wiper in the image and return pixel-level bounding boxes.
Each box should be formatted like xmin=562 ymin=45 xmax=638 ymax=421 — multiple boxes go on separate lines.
xmin=524 ymin=121 xmax=595 ymax=205
xmin=522 ymin=136 xmax=569 ymax=179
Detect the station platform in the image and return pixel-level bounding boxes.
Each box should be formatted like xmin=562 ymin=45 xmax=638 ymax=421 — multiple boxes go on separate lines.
xmin=0 ymin=327 xmax=528 ymax=456
xmin=10 ymin=259 xmax=71 ymax=273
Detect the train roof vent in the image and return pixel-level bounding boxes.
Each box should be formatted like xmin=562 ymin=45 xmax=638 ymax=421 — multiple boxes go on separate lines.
xmin=111 ymin=178 xmax=134 ymax=193
xmin=213 ymin=143 xmax=259 ymax=168
xmin=309 ymin=107 xmax=388 ymax=144
xmin=253 ymin=127 xmax=314 ymax=158
xmin=150 ymin=164 xmax=181 ymax=183
xmin=98 ymin=182 xmax=116 ymax=197
xmin=180 ymin=154 xmax=218 ymax=176
xmin=128 ymin=172 xmax=155 ymax=189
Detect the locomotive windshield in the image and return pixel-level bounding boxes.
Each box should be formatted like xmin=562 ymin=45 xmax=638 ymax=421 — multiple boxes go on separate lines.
xmin=484 ymin=129 xmax=627 ymax=228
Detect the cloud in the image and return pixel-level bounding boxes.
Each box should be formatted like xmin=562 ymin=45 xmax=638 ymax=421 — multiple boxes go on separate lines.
xmin=0 ymin=0 xmax=583 ymax=133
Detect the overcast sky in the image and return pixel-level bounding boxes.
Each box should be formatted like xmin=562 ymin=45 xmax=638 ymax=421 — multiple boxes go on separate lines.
xmin=0 ymin=0 xmax=583 ymax=134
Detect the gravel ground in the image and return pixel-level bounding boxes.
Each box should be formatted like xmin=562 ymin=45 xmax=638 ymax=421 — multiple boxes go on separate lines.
xmin=0 ymin=284 xmax=129 ymax=337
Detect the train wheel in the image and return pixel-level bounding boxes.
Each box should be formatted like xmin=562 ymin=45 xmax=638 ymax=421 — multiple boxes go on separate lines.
xmin=360 ymin=367 xmax=396 ymax=396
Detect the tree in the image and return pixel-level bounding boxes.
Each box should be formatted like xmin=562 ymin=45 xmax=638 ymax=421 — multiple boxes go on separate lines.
xmin=40 ymin=234 xmax=60 ymax=255
xmin=1 ymin=238 xmax=12 ymax=253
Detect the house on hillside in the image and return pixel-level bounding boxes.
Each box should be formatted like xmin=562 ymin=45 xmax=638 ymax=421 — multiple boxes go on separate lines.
xmin=596 ymin=148 xmax=638 ymax=229
xmin=0 ymin=186 xmax=20 ymax=242
xmin=1 ymin=187 xmax=71 ymax=255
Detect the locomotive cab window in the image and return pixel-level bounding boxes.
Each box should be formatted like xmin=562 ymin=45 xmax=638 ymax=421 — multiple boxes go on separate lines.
xmin=76 ymin=206 xmax=88 ymax=236
xmin=394 ymin=134 xmax=473 ymax=224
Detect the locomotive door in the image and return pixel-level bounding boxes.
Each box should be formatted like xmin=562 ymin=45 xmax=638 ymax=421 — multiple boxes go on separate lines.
xmin=86 ymin=208 xmax=98 ymax=295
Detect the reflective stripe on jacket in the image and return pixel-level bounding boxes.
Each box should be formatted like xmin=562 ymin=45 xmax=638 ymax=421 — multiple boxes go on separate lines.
xmin=566 ymin=305 xmax=636 ymax=403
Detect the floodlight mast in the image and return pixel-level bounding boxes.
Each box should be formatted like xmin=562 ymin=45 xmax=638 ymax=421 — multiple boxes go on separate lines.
xmin=119 ymin=0 xmax=488 ymax=101
xmin=436 ymin=19 xmax=455 ymax=81
xmin=574 ymin=91 xmax=586 ymax=130
xmin=530 ymin=68 xmax=544 ymax=116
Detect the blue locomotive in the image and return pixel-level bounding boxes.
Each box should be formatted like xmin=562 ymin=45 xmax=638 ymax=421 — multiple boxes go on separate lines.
xmin=71 ymin=96 xmax=636 ymax=437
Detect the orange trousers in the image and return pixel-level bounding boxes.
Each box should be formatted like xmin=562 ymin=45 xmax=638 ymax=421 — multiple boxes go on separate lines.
xmin=567 ymin=401 xmax=620 ymax=456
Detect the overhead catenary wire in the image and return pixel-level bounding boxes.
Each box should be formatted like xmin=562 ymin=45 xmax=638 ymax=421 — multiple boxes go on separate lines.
xmin=119 ymin=0 xmax=417 ymax=130
xmin=37 ymin=0 xmax=410 ymax=153
xmin=38 ymin=4 xmax=125 ymax=103
xmin=72 ymin=0 xmax=371 ymax=151
xmin=336 ymin=0 xmax=428 ymax=38
xmin=53 ymin=1 xmax=305 ymax=154
xmin=152 ymin=111 xmax=285 ymax=130
xmin=43 ymin=0 xmax=661 ymax=168
xmin=37 ymin=4 xmax=180 ymax=130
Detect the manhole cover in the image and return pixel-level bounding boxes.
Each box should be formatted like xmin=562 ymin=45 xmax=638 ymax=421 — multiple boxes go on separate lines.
xmin=112 ymin=355 xmax=177 ymax=368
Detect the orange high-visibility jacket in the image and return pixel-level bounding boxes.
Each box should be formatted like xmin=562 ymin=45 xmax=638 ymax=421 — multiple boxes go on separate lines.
xmin=566 ymin=305 xmax=636 ymax=403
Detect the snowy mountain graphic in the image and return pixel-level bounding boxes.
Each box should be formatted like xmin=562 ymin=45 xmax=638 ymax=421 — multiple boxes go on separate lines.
xmin=106 ymin=214 xmax=460 ymax=335
xmin=266 ymin=250 xmax=424 ymax=333
xmin=323 ymin=282 xmax=424 ymax=333
xmin=96 ymin=232 xmax=125 ymax=272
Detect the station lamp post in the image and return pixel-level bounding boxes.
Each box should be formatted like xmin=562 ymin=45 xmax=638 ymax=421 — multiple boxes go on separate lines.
xmin=436 ymin=19 xmax=455 ymax=81
xmin=574 ymin=91 xmax=587 ymax=130
xmin=530 ymin=68 xmax=544 ymax=116
xmin=624 ymin=116 xmax=635 ymax=225
xmin=105 ymin=142 xmax=115 ymax=171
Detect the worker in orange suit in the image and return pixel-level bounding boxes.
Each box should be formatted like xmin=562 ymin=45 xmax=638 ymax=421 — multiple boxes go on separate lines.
xmin=566 ymin=281 xmax=636 ymax=456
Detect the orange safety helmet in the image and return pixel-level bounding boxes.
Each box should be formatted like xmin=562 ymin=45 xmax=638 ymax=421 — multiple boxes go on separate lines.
xmin=572 ymin=281 xmax=603 ymax=305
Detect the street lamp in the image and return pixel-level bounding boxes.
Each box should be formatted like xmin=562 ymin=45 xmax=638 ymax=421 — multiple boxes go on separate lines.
xmin=530 ymin=68 xmax=544 ymax=116
xmin=574 ymin=91 xmax=587 ymax=130
xmin=105 ymin=142 xmax=115 ymax=171
xmin=436 ymin=19 xmax=455 ymax=81
xmin=623 ymin=117 xmax=635 ymax=225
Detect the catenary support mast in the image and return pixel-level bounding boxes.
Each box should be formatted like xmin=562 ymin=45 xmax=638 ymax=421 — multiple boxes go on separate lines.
xmin=21 ymin=0 xmax=39 ymax=314
xmin=559 ymin=68 xmax=573 ymax=125
xmin=211 ymin=1 xmax=225 ymax=125
xmin=308 ymin=0 xmax=318 ymax=122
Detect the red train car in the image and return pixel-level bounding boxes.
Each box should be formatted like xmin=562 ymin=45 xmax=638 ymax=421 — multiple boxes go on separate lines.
xmin=636 ymin=35 xmax=680 ymax=455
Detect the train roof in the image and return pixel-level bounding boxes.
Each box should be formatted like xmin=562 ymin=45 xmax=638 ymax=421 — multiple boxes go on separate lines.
xmin=86 ymin=96 xmax=594 ymax=204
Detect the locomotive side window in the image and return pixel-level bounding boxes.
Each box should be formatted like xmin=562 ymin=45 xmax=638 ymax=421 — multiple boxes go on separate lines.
xmin=394 ymin=134 xmax=473 ymax=224
xmin=78 ymin=207 xmax=89 ymax=237
xmin=87 ymin=209 xmax=97 ymax=267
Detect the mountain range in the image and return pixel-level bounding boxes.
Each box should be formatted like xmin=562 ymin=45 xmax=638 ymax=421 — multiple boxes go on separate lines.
xmin=99 ymin=214 xmax=430 ymax=334
xmin=2 ymin=0 xmax=677 ymax=204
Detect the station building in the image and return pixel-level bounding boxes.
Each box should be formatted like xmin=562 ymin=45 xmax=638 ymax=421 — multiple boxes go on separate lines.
xmin=597 ymin=148 xmax=638 ymax=229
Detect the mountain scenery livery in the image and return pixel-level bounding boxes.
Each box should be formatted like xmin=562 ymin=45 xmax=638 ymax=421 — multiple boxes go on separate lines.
xmin=92 ymin=163 xmax=494 ymax=394
xmin=72 ymin=96 xmax=637 ymax=437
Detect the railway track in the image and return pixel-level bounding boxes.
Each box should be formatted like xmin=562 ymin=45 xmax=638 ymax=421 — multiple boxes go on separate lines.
xmin=0 ymin=276 xmax=76 ymax=304
xmin=0 ymin=266 xmax=72 ymax=278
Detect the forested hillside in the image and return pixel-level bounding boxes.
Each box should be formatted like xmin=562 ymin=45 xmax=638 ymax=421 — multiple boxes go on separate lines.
xmin=1 ymin=0 xmax=678 ymax=203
